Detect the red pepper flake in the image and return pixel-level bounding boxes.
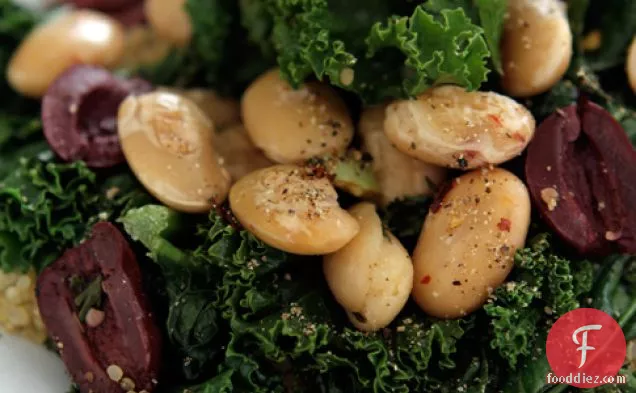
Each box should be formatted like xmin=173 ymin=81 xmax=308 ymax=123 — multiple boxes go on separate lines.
xmin=511 ymin=132 xmax=526 ymax=143
xmin=465 ymin=150 xmax=478 ymax=159
xmin=497 ymin=218 xmax=512 ymax=232
xmin=420 ymin=275 xmax=431 ymax=284
xmin=488 ymin=114 xmax=503 ymax=127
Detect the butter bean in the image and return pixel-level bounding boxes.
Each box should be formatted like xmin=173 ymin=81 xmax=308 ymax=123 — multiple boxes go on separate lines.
xmin=7 ymin=10 xmax=125 ymax=98
xmin=213 ymin=124 xmax=274 ymax=181
xmin=411 ymin=168 xmax=531 ymax=319
xmin=118 ymin=91 xmax=231 ymax=213
xmin=627 ymin=37 xmax=636 ymax=94
xmin=159 ymin=87 xmax=241 ymax=130
xmin=229 ymin=165 xmax=359 ymax=255
xmin=359 ymin=105 xmax=447 ymax=205
xmin=501 ymin=0 xmax=572 ymax=97
xmin=242 ymin=68 xmax=354 ymax=164
xmin=384 ymin=85 xmax=535 ymax=170
xmin=324 ymin=202 xmax=413 ymax=331
xmin=117 ymin=26 xmax=172 ymax=71
xmin=144 ymin=0 xmax=192 ymax=47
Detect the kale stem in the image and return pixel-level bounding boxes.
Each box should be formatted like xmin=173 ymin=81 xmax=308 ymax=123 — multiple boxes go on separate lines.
xmin=619 ymin=298 xmax=636 ymax=328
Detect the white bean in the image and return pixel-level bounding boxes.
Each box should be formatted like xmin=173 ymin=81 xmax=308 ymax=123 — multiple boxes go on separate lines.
xmin=229 ymin=165 xmax=359 ymax=255
xmin=118 ymin=91 xmax=231 ymax=213
xmin=359 ymin=105 xmax=447 ymax=205
xmin=501 ymin=0 xmax=572 ymax=97
xmin=324 ymin=202 xmax=413 ymax=331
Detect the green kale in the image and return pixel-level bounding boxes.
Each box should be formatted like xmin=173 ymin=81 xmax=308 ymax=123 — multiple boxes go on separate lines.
xmin=123 ymin=208 xmax=473 ymax=392
xmin=380 ymin=195 xmax=430 ymax=252
xmin=0 ymin=0 xmax=42 ymax=151
xmin=590 ymin=255 xmax=636 ymax=340
xmin=0 ymin=148 xmax=151 ymax=273
xmin=120 ymin=205 xmax=224 ymax=380
xmin=422 ymin=0 xmax=507 ymax=74
xmin=583 ymin=0 xmax=636 ymax=71
xmin=240 ymin=0 xmax=495 ymax=103
xmin=484 ymin=234 xmax=594 ymax=368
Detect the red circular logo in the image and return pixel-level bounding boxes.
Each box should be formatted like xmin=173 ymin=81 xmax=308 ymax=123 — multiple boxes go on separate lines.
xmin=546 ymin=308 xmax=626 ymax=388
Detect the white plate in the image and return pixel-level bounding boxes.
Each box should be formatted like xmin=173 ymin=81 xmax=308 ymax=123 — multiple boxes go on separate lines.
xmin=0 ymin=333 xmax=71 ymax=393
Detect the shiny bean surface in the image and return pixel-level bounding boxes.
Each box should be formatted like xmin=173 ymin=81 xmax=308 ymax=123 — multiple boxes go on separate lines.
xmin=7 ymin=10 xmax=125 ymax=98
xmin=411 ymin=168 xmax=531 ymax=319
xmin=242 ymin=68 xmax=354 ymax=164
xmin=501 ymin=0 xmax=572 ymax=97
xmin=324 ymin=202 xmax=413 ymax=331
xmin=229 ymin=165 xmax=359 ymax=255
xmin=118 ymin=91 xmax=231 ymax=213
xmin=384 ymin=85 xmax=535 ymax=170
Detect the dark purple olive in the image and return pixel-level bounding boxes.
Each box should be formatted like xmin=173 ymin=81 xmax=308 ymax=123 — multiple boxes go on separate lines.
xmin=42 ymin=65 xmax=152 ymax=168
xmin=109 ymin=1 xmax=146 ymax=27
xmin=525 ymin=99 xmax=636 ymax=255
xmin=37 ymin=222 xmax=162 ymax=393
xmin=67 ymin=0 xmax=141 ymax=12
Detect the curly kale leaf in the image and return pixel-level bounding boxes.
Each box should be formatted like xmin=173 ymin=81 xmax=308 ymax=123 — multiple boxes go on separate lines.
xmin=422 ymin=0 xmax=507 ymax=74
xmin=366 ymin=7 xmax=489 ymax=100
xmin=243 ymin=0 xmax=494 ymax=103
xmin=484 ymin=234 xmax=593 ymax=368
xmin=120 ymin=205 xmax=224 ymax=380
xmin=180 ymin=211 xmax=471 ymax=392
xmin=0 ymin=148 xmax=151 ymax=273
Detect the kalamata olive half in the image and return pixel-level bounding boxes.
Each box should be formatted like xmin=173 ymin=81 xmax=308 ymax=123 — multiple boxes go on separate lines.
xmin=108 ymin=1 xmax=146 ymax=27
xmin=42 ymin=65 xmax=152 ymax=168
xmin=67 ymin=0 xmax=140 ymax=11
xmin=525 ymin=99 xmax=636 ymax=255
xmin=36 ymin=222 xmax=162 ymax=393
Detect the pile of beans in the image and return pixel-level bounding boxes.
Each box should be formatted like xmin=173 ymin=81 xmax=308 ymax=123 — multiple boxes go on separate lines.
xmin=3 ymin=0 xmax=636 ymax=391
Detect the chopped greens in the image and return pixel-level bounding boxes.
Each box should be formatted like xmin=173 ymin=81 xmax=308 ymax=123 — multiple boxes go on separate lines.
xmin=0 ymin=147 xmax=151 ymax=273
xmin=238 ymin=0 xmax=497 ymax=103
xmin=484 ymin=234 xmax=594 ymax=368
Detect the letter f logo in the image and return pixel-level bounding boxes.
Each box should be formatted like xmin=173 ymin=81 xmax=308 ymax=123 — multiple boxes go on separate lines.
xmin=572 ymin=324 xmax=602 ymax=368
